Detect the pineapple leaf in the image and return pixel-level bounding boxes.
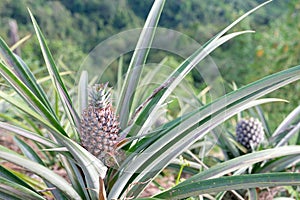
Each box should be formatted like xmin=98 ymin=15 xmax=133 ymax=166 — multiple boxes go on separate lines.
xmin=0 ymin=122 xmax=57 ymax=148
xmin=0 ymin=165 xmax=36 ymax=193
xmin=59 ymin=157 xmax=90 ymax=199
xmin=276 ymin=122 xmax=300 ymax=147
xmin=28 ymin=9 xmax=80 ymax=138
xmin=0 ymin=37 xmax=53 ymax=113
xmin=117 ymin=0 xmax=166 ymax=128
xmin=110 ymin=64 xmax=300 ymax=198
xmin=128 ymin=30 xmax=254 ymax=138
xmin=270 ymin=104 xmax=300 ymax=145
xmin=0 ymin=146 xmax=81 ymax=199
xmin=14 ymin=136 xmax=45 ymax=164
xmin=0 ymin=60 xmax=67 ymax=136
xmin=78 ymin=70 xmax=88 ymax=115
xmin=153 ymin=172 xmax=300 ymax=199
xmin=258 ymin=154 xmax=300 ymax=173
xmin=0 ymin=90 xmax=106 ymax=199
xmin=14 ymin=136 xmax=67 ymax=199
xmin=273 ymin=105 xmax=300 ymax=137
xmin=128 ymin=0 xmax=273 ymax=138
xmin=177 ymin=146 xmax=300 ymax=184
xmin=0 ymin=90 xmax=67 ymax=136
xmin=9 ymin=34 xmax=31 ymax=52
xmin=247 ymin=189 xmax=258 ymax=200
xmin=0 ymin=177 xmax=45 ymax=200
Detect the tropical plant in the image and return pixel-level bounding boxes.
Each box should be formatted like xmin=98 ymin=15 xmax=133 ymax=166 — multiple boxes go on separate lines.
xmin=0 ymin=0 xmax=300 ymax=199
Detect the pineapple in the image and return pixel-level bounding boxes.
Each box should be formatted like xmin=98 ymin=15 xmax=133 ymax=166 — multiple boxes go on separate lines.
xmin=236 ymin=117 xmax=264 ymax=150
xmin=80 ymin=83 xmax=121 ymax=167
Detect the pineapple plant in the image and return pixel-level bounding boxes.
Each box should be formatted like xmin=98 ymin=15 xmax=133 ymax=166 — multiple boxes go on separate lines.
xmin=80 ymin=83 xmax=121 ymax=167
xmin=0 ymin=1 xmax=300 ymax=199
xmin=236 ymin=117 xmax=264 ymax=150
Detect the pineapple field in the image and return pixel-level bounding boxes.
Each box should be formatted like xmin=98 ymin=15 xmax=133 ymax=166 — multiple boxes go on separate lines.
xmin=0 ymin=0 xmax=300 ymax=199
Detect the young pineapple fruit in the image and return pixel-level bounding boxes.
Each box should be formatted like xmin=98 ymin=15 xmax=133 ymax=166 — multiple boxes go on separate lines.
xmin=80 ymin=83 xmax=121 ymax=167
xmin=236 ymin=117 xmax=264 ymax=150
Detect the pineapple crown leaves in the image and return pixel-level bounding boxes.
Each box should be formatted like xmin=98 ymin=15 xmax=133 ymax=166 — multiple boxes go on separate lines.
xmin=89 ymin=82 xmax=112 ymax=108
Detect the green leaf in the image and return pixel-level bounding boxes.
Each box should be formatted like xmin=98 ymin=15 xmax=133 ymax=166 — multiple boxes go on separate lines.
xmin=0 ymin=177 xmax=45 ymax=200
xmin=0 ymin=146 xmax=81 ymax=200
xmin=10 ymin=34 xmax=31 ymax=52
xmin=117 ymin=0 xmax=166 ymax=128
xmin=0 ymin=37 xmax=53 ymax=114
xmin=0 ymin=89 xmax=106 ymax=199
xmin=14 ymin=136 xmax=45 ymax=164
xmin=0 ymin=91 xmax=66 ymax=136
xmin=128 ymin=30 xmax=254 ymax=138
xmin=177 ymin=146 xmax=300 ymax=186
xmin=56 ymin=137 xmax=107 ymax=199
xmin=0 ymin=165 xmax=36 ymax=193
xmin=78 ymin=70 xmax=88 ymax=116
xmin=60 ymin=158 xmax=90 ymax=199
xmin=276 ymin=123 xmax=300 ymax=147
xmin=154 ymin=173 xmax=300 ymax=199
xmin=258 ymin=155 xmax=300 ymax=173
xmin=28 ymin=9 xmax=80 ymax=136
xmin=0 ymin=122 xmax=57 ymax=148
xmin=39 ymin=130 xmax=108 ymax=199
xmin=273 ymin=105 xmax=300 ymax=137
xmin=270 ymin=105 xmax=300 ymax=146
xmin=0 ymin=62 xmax=68 ymax=136
xmin=255 ymin=105 xmax=272 ymax=138
xmin=14 ymin=136 xmax=68 ymax=199
xmin=129 ymin=0 xmax=273 ymax=138
xmin=111 ymin=67 xmax=300 ymax=198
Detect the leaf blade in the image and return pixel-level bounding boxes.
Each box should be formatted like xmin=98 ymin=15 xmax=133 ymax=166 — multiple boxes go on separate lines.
xmin=117 ymin=0 xmax=166 ymax=128
xmin=110 ymin=64 xmax=300 ymax=198
xmin=0 ymin=147 xmax=81 ymax=200
xmin=154 ymin=173 xmax=300 ymax=199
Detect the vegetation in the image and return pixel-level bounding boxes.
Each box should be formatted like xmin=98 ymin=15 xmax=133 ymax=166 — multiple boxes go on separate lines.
xmin=1 ymin=0 xmax=299 ymax=127
xmin=0 ymin=0 xmax=300 ymax=199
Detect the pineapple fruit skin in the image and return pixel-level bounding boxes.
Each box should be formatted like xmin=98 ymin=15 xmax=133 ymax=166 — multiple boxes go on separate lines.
xmin=236 ymin=117 xmax=264 ymax=150
xmin=80 ymin=83 xmax=121 ymax=167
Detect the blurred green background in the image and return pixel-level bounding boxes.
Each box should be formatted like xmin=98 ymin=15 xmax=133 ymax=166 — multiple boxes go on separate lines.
xmin=0 ymin=0 xmax=300 ymax=130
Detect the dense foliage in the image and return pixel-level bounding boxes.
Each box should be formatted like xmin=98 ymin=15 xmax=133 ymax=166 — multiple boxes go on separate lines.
xmin=0 ymin=0 xmax=299 ymax=130
xmin=0 ymin=1 xmax=300 ymax=199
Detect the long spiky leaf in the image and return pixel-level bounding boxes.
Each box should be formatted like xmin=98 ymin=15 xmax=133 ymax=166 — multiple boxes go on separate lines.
xmin=28 ymin=9 xmax=80 ymax=137
xmin=0 ymin=90 xmax=107 ymax=199
xmin=0 ymin=122 xmax=58 ymax=148
xmin=0 ymin=177 xmax=45 ymax=200
xmin=128 ymin=1 xmax=273 ymax=137
xmin=0 ymin=146 xmax=81 ymax=200
xmin=109 ymin=64 xmax=300 ymax=198
xmin=117 ymin=0 xmax=166 ymax=128
xmin=0 ymin=38 xmax=54 ymax=114
xmin=154 ymin=172 xmax=300 ymax=199
xmin=129 ymin=30 xmax=254 ymax=138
